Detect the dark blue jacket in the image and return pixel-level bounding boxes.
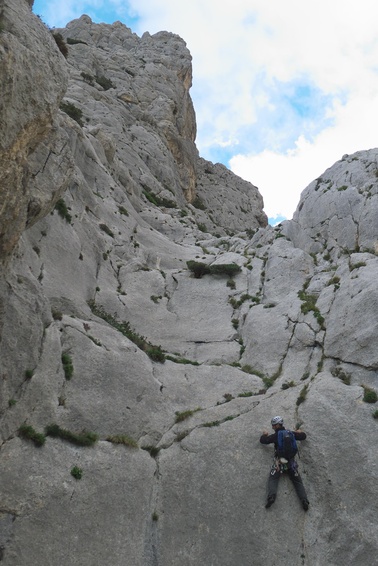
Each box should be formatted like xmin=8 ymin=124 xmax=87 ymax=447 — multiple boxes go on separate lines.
xmin=260 ymin=426 xmax=306 ymax=455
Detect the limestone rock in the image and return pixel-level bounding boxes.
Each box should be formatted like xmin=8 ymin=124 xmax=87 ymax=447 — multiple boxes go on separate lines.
xmin=0 ymin=0 xmax=70 ymax=259
xmin=284 ymin=149 xmax=378 ymax=257
xmin=0 ymin=4 xmax=377 ymax=566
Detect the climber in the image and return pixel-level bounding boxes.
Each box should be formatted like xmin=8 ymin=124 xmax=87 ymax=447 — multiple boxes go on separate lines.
xmin=260 ymin=415 xmax=309 ymax=511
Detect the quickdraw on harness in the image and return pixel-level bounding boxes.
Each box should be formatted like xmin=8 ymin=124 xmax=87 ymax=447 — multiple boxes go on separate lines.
xmin=271 ymin=456 xmax=299 ymax=475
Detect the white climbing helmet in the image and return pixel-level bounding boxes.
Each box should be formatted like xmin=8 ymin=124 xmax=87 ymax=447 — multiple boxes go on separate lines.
xmin=271 ymin=415 xmax=284 ymax=425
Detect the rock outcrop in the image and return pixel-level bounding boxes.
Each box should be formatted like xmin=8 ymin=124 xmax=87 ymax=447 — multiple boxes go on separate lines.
xmin=0 ymin=0 xmax=71 ymax=259
xmin=0 ymin=2 xmax=377 ymax=565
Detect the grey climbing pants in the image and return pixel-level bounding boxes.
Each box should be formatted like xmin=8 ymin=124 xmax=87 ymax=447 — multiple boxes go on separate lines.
xmin=267 ymin=461 xmax=308 ymax=502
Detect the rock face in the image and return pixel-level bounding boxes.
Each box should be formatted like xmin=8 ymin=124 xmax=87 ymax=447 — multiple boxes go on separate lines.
xmin=0 ymin=3 xmax=377 ymax=566
xmin=0 ymin=0 xmax=71 ymax=259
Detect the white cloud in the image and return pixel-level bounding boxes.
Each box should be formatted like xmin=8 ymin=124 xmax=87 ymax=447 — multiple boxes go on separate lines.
xmin=231 ymin=88 xmax=378 ymax=219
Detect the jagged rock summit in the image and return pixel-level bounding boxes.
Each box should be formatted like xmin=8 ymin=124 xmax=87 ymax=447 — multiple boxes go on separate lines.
xmin=0 ymin=2 xmax=377 ymax=565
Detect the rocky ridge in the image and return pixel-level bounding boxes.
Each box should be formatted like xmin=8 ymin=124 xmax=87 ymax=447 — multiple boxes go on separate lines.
xmin=0 ymin=2 xmax=377 ymax=565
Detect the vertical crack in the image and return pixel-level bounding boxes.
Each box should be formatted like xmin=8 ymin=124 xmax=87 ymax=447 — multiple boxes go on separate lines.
xmin=143 ymin=458 xmax=161 ymax=566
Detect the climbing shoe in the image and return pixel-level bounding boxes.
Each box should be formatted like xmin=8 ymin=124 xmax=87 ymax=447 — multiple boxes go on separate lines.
xmin=265 ymin=496 xmax=275 ymax=509
xmin=302 ymin=499 xmax=309 ymax=511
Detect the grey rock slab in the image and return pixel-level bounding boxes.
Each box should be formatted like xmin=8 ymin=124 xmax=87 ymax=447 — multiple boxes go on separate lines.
xmin=1 ymin=6 xmax=378 ymax=566
xmin=240 ymin=303 xmax=296 ymax=377
xmin=287 ymin=148 xmax=378 ymax=255
xmin=156 ymin=411 xmax=307 ymax=566
xmin=324 ymin=257 xmax=378 ymax=367
xmin=0 ymin=0 xmax=68 ymax=258
xmin=263 ymin=238 xmax=314 ymax=303
xmin=155 ymin=362 xmax=263 ymax=416
xmin=0 ymin=438 xmax=155 ymax=566
xmin=301 ymin=373 xmax=378 ymax=565
xmin=55 ymin=316 xmax=168 ymax=440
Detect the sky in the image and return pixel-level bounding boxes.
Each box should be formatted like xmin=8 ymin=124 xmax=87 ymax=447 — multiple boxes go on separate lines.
xmin=33 ymin=0 xmax=378 ymax=224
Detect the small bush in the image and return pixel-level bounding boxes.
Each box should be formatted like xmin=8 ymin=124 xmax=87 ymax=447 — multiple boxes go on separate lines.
xmin=99 ymin=223 xmax=114 ymax=238
xmin=8 ymin=399 xmax=17 ymax=407
xmin=327 ymin=275 xmax=340 ymax=290
xmin=81 ymin=72 xmax=94 ymax=85
xmin=298 ymin=290 xmax=324 ymax=327
xmin=95 ymin=75 xmax=115 ymax=90
xmin=209 ymin=264 xmax=242 ymax=278
xmin=362 ymin=386 xmax=377 ymax=403
xmin=241 ymin=365 xmax=264 ymax=378
xmin=45 ymin=424 xmax=98 ymax=446
xmin=373 ymin=410 xmax=378 ymax=419
xmin=54 ymin=199 xmax=72 ymax=223
xmin=175 ymin=408 xmax=201 ymax=423
xmin=296 ymin=384 xmax=309 ymax=406
xmin=331 ymin=367 xmax=351 ymax=385
xmin=60 ymin=101 xmax=83 ymax=126
xmin=263 ymin=377 xmax=275 ymax=389
xmin=71 ymin=466 xmax=83 ymax=480
xmin=61 ymin=353 xmax=73 ymax=380
xmin=19 ymin=424 xmax=46 ymax=447
xmin=143 ymin=190 xmax=176 ymax=208
xmin=229 ymin=294 xmax=253 ymax=309
xmin=192 ymin=196 xmax=206 ymax=210
xmin=298 ymin=290 xmax=317 ymax=314
xmin=281 ymin=381 xmax=296 ymax=390
xmin=186 ymin=260 xmax=211 ymax=278
xmin=106 ymin=434 xmax=138 ymax=448
xmin=203 ymin=420 xmax=221 ymax=428
xmin=350 ymin=262 xmax=366 ymax=271
xmin=223 ymin=393 xmax=234 ymax=402
xmin=118 ymin=206 xmax=129 ymax=216
xmin=227 ymin=279 xmax=236 ymax=289
xmin=52 ymin=310 xmax=63 ymax=321
xmin=25 ymin=369 xmax=34 ymax=379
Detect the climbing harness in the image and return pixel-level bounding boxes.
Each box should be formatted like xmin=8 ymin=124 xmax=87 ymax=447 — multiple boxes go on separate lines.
xmin=271 ymin=456 xmax=299 ymax=475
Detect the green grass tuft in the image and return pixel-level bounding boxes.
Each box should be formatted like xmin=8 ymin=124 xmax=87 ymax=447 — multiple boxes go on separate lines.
xmin=60 ymin=102 xmax=83 ymax=126
xmin=61 ymin=353 xmax=73 ymax=380
xmin=175 ymin=408 xmax=201 ymax=423
xmin=54 ymin=198 xmax=72 ymax=223
xmin=296 ymin=384 xmax=309 ymax=406
xmin=331 ymin=367 xmax=351 ymax=385
xmin=88 ymin=301 xmax=165 ymax=362
xmin=19 ymin=424 xmax=46 ymax=447
xmin=362 ymin=385 xmax=377 ymax=403
xmin=71 ymin=466 xmax=83 ymax=479
xmin=45 ymin=424 xmax=98 ymax=446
